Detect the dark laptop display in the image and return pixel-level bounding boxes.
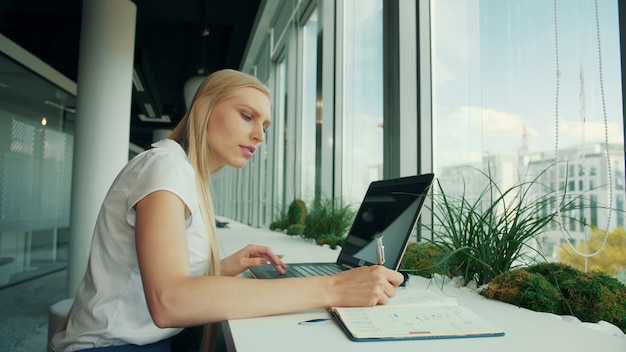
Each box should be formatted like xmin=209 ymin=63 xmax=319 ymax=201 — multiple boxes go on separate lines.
xmin=249 ymin=173 xmax=434 ymax=279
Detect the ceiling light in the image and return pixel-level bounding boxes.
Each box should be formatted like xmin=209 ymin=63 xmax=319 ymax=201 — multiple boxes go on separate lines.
xmin=138 ymin=114 xmax=171 ymax=123
xmin=132 ymin=69 xmax=145 ymax=92
xmin=144 ymin=103 xmax=155 ymax=118
xmin=44 ymin=100 xmax=76 ymax=113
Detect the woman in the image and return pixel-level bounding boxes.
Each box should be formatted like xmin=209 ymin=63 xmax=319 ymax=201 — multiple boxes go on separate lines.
xmin=51 ymin=69 xmax=404 ymax=352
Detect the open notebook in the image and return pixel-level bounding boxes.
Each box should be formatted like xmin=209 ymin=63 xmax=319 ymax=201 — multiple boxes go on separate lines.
xmin=329 ymin=288 xmax=505 ymax=341
xmin=249 ymin=173 xmax=434 ymax=279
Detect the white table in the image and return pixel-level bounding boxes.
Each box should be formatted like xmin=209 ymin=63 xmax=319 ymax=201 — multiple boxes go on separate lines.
xmin=216 ymin=218 xmax=626 ymax=352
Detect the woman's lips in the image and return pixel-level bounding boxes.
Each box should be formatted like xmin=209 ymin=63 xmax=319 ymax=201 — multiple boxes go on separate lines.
xmin=240 ymin=145 xmax=256 ymax=158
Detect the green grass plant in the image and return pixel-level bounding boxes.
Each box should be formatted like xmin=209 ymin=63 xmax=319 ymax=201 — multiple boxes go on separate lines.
xmin=269 ymin=197 xmax=355 ymax=249
xmin=303 ymin=198 xmax=355 ymax=245
xmin=422 ymin=166 xmax=590 ymax=285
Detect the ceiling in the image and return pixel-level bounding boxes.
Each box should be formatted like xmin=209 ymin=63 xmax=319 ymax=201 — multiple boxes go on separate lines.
xmin=0 ymin=0 xmax=262 ymax=149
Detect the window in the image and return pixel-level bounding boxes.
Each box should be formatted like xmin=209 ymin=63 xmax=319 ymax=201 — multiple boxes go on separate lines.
xmin=300 ymin=8 xmax=319 ymax=202
xmin=274 ymin=59 xmax=288 ymax=208
xmin=432 ymin=0 xmax=624 ymax=277
xmin=616 ymin=173 xmax=624 ymax=190
xmin=341 ymin=0 xmax=384 ymax=203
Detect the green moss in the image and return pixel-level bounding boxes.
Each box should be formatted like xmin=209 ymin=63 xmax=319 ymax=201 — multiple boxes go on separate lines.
xmin=481 ymin=269 xmax=564 ymax=314
xmin=400 ymin=242 xmax=450 ymax=278
xmin=286 ymin=224 xmax=306 ymax=236
xmin=481 ymin=264 xmax=626 ymax=333
xmin=270 ymin=199 xmax=307 ymax=232
xmin=288 ymin=199 xmax=307 ymax=225
xmin=316 ymin=234 xmax=345 ymax=249
xmin=560 ymin=271 xmax=626 ymax=332
xmin=525 ymin=262 xmax=583 ymax=291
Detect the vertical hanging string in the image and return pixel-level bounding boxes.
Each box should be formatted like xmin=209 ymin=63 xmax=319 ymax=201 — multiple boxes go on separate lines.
xmin=554 ymin=0 xmax=612 ymax=259
xmin=592 ymin=0 xmax=613 ymax=248
xmin=580 ymin=67 xmax=590 ymax=271
xmin=554 ymin=0 xmax=561 ymax=191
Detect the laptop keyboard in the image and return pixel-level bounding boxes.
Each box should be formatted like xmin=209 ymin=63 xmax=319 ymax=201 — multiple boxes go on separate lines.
xmin=291 ymin=264 xmax=344 ymax=277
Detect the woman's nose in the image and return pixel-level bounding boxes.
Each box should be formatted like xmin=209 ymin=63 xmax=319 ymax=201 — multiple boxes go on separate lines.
xmin=252 ymin=124 xmax=264 ymax=143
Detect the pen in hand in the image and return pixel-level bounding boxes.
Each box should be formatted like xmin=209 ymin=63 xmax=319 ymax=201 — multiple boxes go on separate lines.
xmin=375 ymin=233 xmax=385 ymax=265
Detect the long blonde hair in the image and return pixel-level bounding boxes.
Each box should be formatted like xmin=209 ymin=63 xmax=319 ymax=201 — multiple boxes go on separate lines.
xmin=168 ymin=69 xmax=270 ymax=351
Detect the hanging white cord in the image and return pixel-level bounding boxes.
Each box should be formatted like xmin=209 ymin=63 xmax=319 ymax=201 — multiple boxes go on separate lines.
xmin=553 ymin=0 xmax=612 ymax=258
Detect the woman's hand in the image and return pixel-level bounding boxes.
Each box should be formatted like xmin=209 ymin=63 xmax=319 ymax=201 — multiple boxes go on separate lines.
xmin=328 ymin=266 xmax=404 ymax=307
xmin=220 ymin=244 xmax=288 ymax=277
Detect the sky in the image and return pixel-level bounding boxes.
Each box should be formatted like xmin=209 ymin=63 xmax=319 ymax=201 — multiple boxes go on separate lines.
xmin=432 ymin=0 xmax=623 ymax=170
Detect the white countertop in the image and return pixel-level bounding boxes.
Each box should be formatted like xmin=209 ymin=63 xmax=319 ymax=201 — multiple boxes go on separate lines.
xmin=216 ymin=217 xmax=626 ymax=352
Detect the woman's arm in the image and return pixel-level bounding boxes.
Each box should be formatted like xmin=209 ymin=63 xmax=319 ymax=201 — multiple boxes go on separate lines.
xmin=135 ymin=190 xmax=403 ymax=328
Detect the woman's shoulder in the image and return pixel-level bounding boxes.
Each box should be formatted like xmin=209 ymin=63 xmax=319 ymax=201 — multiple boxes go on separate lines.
xmin=117 ymin=140 xmax=197 ymax=204
xmin=114 ymin=139 xmax=194 ymax=192
xmin=133 ymin=139 xmax=191 ymax=170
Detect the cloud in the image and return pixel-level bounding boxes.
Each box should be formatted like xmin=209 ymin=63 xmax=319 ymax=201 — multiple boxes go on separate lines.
xmin=434 ymin=57 xmax=455 ymax=85
xmin=554 ymin=119 xmax=624 ymax=147
xmin=435 ymin=103 xmax=622 ymax=170
xmin=431 ymin=0 xmax=476 ymax=62
xmin=435 ymin=105 xmax=525 ymax=167
xmin=438 ymin=105 xmax=525 ymax=142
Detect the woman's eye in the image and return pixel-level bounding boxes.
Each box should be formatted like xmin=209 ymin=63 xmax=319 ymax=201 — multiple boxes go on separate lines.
xmin=240 ymin=112 xmax=252 ymax=121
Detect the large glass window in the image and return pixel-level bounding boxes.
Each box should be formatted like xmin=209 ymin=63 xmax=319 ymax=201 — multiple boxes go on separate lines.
xmin=274 ymin=59 xmax=288 ymax=208
xmin=301 ymin=8 xmax=319 ymax=202
xmin=432 ymin=0 xmax=624 ymax=279
xmin=342 ymin=0 xmax=384 ymax=204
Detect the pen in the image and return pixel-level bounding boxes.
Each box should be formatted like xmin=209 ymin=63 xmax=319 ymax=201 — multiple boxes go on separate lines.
xmin=376 ymin=233 xmax=385 ymax=265
xmin=298 ymin=318 xmax=331 ymax=325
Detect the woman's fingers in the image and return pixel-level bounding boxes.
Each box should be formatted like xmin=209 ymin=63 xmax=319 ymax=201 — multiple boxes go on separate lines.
xmin=334 ymin=265 xmax=404 ymax=306
xmin=251 ymin=246 xmax=287 ymax=273
xmin=239 ymin=244 xmax=287 ymax=274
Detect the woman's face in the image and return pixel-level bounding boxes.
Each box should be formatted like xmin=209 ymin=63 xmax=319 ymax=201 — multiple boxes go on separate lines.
xmin=206 ymin=87 xmax=271 ymax=170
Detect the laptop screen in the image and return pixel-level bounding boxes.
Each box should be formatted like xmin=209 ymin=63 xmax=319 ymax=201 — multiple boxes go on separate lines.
xmin=337 ymin=173 xmax=434 ymax=270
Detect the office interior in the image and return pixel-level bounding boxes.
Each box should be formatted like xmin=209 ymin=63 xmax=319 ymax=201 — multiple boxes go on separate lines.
xmin=1 ymin=0 xmax=625 ymax=320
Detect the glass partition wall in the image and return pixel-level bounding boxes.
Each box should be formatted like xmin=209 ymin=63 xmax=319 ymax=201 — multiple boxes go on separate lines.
xmin=0 ymin=52 xmax=74 ymax=288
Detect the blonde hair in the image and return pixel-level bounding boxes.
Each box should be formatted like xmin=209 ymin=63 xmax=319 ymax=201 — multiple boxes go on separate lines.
xmin=169 ymin=69 xmax=270 ymax=351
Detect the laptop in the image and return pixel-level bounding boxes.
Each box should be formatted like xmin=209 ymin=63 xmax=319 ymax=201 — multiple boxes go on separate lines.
xmin=249 ymin=173 xmax=434 ymax=279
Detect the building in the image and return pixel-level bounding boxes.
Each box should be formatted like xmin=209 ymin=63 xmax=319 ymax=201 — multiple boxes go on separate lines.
xmin=437 ymin=143 xmax=625 ymax=263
